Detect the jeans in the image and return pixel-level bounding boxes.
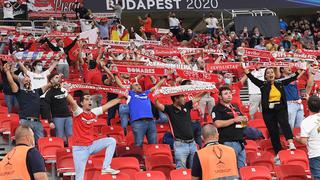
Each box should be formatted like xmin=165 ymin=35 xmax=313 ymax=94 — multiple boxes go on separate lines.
xmin=207 ymin=28 xmax=215 ymax=35
xmin=287 ymin=103 xmax=304 ymax=129
xmin=191 ymin=121 xmax=202 ymax=147
xmin=91 ymin=94 xmax=102 ymax=108
xmin=199 ymin=94 xmax=215 ymax=119
xmin=4 ymin=95 xmax=19 ymax=113
xmin=310 ymin=156 xmax=320 ymax=180
xmin=20 ymin=119 xmax=44 ymax=145
xmin=156 ymin=110 xmax=169 ymax=124
xmin=249 ymin=94 xmax=262 ymax=119
xmin=131 ymin=120 xmax=157 ymax=146
xmin=53 ymin=117 xmax=73 ymax=138
xmin=174 ymin=141 xmax=197 ymax=169
xmin=57 ymin=63 xmax=69 ymax=79
xmin=119 ymin=104 xmax=129 ymax=128
xmin=72 ymin=137 xmax=116 ymax=180
xmin=224 ymin=141 xmax=246 ymax=169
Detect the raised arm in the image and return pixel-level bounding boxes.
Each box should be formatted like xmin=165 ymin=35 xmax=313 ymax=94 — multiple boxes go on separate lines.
xmin=47 ymin=55 xmax=60 ymax=73
xmin=44 ymin=38 xmax=59 ymax=51
xmin=114 ymin=74 xmax=125 ymax=89
xmin=101 ymin=97 xmax=123 ymax=113
xmin=64 ymin=36 xmax=78 ymax=52
xmin=306 ymin=69 xmax=315 ymax=96
xmin=4 ymin=64 xmax=18 ymax=93
xmin=150 ymin=77 xmax=166 ymax=92
xmin=66 ymin=94 xmax=78 ymax=112
xmin=154 ymin=98 xmax=165 ymax=112
xmin=239 ymin=74 xmax=248 ymax=86
xmin=192 ymin=92 xmax=207 ymax=103
xmin=280 ymin=71 xmax=300 ymax=86
xmin=18 ymin=61 xmax=29 ymax=75
xmin=245 ymin=71 xmax=264 ymax=88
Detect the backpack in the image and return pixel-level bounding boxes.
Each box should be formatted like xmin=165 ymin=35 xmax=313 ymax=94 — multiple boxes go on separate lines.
xmin=243 ymin=126 xmax=264 ymax=140
xmin=162 ymin=132 xmax=174 ymax=149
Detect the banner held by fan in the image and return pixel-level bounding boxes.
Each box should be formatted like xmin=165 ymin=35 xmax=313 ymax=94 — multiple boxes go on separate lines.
xmin=62 ymin=82 xmax=128 ymax=96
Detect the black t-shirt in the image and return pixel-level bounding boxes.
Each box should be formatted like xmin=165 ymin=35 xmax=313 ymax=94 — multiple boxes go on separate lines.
xmin=14 ymin=88 xmax=43 ymax=119
xmin=212 ymin=103 xmax=244 ymax=143
xmin=191 ymin=152 xmax=202 ymax=179
xmin=164 ymin=101 xmax=194 ymax=140
xmin=74 ymin=7 xmax=90 ymax=19
xmin=45 ymin=87 xmax=71 ymax=118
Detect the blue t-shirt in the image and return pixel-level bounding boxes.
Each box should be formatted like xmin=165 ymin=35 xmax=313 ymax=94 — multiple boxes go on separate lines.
xmin=128 ymin=90 xmax=153 ymax=122
xmin=284 ymin=81 xmax=300 ymax=101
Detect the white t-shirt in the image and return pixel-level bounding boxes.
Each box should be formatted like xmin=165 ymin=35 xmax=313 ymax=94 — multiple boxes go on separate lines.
xmin=248 ymin=68 xmax=266 ymax=95
xmin=3 ymin=5 xmax=14 ymax=19
xmin=205 ymin=17 xmax=218 ymax=29
xmin=300 ymin=113 xmax=320 ymax=158
xmin=27 ymin=70 xmax=50 ymax=90
xmin=73 ymin=106 xmax=103 ymax=117
xmin=169 ymin=17 xmax=180 ymax=27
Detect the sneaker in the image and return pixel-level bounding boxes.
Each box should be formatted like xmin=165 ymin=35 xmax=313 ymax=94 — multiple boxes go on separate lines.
xmin=289 ymin=142 xmax=296 ymax=150
xmin=101 ymin=168 xmax=120 ymax=175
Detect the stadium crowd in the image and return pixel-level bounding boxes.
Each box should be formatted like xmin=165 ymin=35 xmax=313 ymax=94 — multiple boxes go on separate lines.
xmin=0 ymin=1 xmax=320 ymax=180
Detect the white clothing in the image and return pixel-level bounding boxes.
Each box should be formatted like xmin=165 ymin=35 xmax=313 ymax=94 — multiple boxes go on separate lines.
xmin=169 ymin=17 xmax=180 ymax=27
xmin=3 ymin=5 xmax=14 ymax=19
xmin=248 ymin=68 xmax=266 ymax=95
xmin=300 ymin=113 xmax=320 ymax=158
xmin=205 ymin=17 xmax=218 ymax=29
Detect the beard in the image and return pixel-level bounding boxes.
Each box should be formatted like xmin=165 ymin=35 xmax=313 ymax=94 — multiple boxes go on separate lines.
xmin=24 ymin=82 xmax=31 ymax=90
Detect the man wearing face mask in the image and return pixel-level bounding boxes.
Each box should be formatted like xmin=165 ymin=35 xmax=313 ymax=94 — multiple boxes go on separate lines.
xmin=79 ymin=52 xmax=103 ymax=108
xmin=45 ymin=73 xmax=72 ymax=144
xmin=222 ymin=73 xmax=247 ymax=109
xmin=41 ymin=36 xmax=79 ymax=78
xmin=4 ymin=63 xmax=52 ymax=144
xmin=0 ymin=125 xmax=48 ymax=180
xmin=18 ymin=56 xmax=59 ymax=121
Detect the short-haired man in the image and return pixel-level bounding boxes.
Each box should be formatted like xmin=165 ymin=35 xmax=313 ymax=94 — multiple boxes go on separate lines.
xmin=191 ymin=124 xmax=239 ymax=180
xmin=67 ymin=93 xmax=124 ymax=180
xmin=127 ymin=78 xmax=165 ymax=146
xmin=4 ymin=63 xmax=52 ymax=144
xmin=296 ymin=95 xmax=320 ymax=179
xmin=155 ymin=92 xmax=206 ymax=169
xmin=0 ymin=125 xmax=48 ymax=180
xmin=212 ymin=86 xmax=247 ymax=169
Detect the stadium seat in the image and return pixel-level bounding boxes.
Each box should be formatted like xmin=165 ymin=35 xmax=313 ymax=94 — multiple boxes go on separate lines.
xmin=84 ymin=159 xmax=101 ymax=180
xmin=41 ymin=120 xmax=51 ymax=137
xmin=91 ymin=149 xmax=106 ymax=167
xmin=143 ymin=144 xmax=173 ymax=163
xmin=249 ymin=151 xmax=275 ymax=172
xmin=68 ymin=136 xmax=74 ymax=147
xmin=275 ymin=165 xmax=307 ymax=180
xmin=253 ymin=112 xmax=263 ymax=119
xmin=240 ymin=166 xmax=272 ymax=180
xmin=245 ymin=140 xmax=258 ymax=154
xmin=170 ymin=169 xmax=191 ymax=180
xmin=125 ymin=132 xmax=148 ymax=146
xmin=98 ymin=173 xmax=131 ymax=180
xmin=247 ymin=118 xmax=266 ymax=129
xmin=156 ymin=123 xmax=170 ymax=134
xmin=56 ymin=148 xmax=75 ymax=177
xmin=259 ymin=139 xmax=276 ymax=156
xmin=145 ymin=156 xmax=175 ymax=179
xmin=134 ymin=171 xmax=166 ymax=180
xmin=116 ymin=145 xmax=144 ymax=165
xmin=38 ymin=137 xmax=64 ymax=161
xmin=101 ymin=125 xmax=126 ymax=144
xmin=110 ymin=157 xmax=140 ymax=178
xmin=278 ymin=149 xmax=310 ymax=171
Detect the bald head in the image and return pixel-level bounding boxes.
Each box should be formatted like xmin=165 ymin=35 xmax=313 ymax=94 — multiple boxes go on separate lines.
xmin=202 ymin=124 xmax=218 ymax=141
xmin=15 ymin=125 xmax=34 ymax=146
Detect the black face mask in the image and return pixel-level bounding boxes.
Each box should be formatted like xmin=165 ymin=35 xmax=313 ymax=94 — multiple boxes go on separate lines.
xmin=88 ymin=60 xmax=97 ymax=69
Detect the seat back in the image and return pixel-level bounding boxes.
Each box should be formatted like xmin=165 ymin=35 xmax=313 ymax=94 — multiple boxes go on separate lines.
xmin=143 ymin=144 xmax=173 ymax=163
xmin=251 ymin=151 xmax=275 ymax=172
xmin=170 ymin=169 xmax=191 ymax=180
xmin=98 ymin=173 xmax=131 ymax=180
xmin=101 ymin=126 xmax=125 ymax=143
xmin=38 ymin=137 xmax=64 ymax=160
xmin=134 ymin=171 xmax=166 ymax=180
xmin=111 ymin=157 xmax=140 ymax=177
xmin=278 ymin=150 xmax=309 ymax=171
xmin=240 ymin=166 xmax=272 ymax=180
xmin=116 ymin=145 xmax=144 ymax=165
xmin=84 ymin=159 xmax=101 ymax=180
xmin=275 ymin=165 xmax=307 ymax=180
xmin=56 ymin=148 xmax=75 ymax=174
xmin=145 ymin=156 xmax=175 ymax=179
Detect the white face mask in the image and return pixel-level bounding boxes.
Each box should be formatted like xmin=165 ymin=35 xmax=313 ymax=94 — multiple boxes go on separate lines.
xmin=36 ymin=65 xmax=43 ymax=72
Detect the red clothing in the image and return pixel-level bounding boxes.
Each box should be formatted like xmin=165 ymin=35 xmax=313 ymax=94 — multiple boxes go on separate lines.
xmin=144 ymin=17 xmax=152 ymax=31
xmin=230 ymin=81 xmax=243 ymax=108
xmin=82 ymin=63 xmax=103 ymax=94
xmin=73 ymin=107 xmax=103 ymax=146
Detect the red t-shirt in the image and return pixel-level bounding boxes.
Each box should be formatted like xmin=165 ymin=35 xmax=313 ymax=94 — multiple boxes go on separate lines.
xmin=230 ymin=81 xmax=243 ymax=108
xmin=82 ymin=63 xmax=103 ymax=94
xmin=72 ymin=106 xmax=103 ymax=146
xmin=144 ymin=17 xmax=152 ymax=31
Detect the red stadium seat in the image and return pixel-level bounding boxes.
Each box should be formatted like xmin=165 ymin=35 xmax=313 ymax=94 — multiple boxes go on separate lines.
xmin=278 ymin=149 xmax=310 ymax=171
xmin=116 ymin=145 xmax=144 ymax=165
xmin=248 ymin=151 xmax=275 ymax=172
xmin=56 ymin=148 xmax=75 ymax=177
xmin=125 ymin=132 xmax=147 ymax=146
xmin=91 ymin=149 xmax=106 ymax=167
xmin=143 ymin=144 xmax=173 ymax=163
xmin=101 ymin=125 xmax=126 ymax=144
xmin=68 ymin=136 xmax=74 ymax=147
xmin=145 ymin=156 xmax=175 ymax=179
xmin=240 ymin=166 xmax=272 ymax=180
xmin=253 ymin=112 xmax=263 ymax=119
xmin=110 ymin=157 xmax=140 ymax=178
xmin=38 ymin=137 xmax=64 ymax=161
xmin=245 ymin=140 xmax=258 ymax=154
xmin=84 ymin=159 xmax=101 ymax=180
xmin=41 ymin=120 xmax=51 ymax=137
xmin=275 ymin=165 xmax=308 ymax=180
xmin=259 ymin=139 xmax=276 ymax=156
xmin=170 ymin=169 xmax=191 ymax=180
xmin=134 ymin=171 xmax=166 ymax=180
xmin=248 ymin=118 xmax=266 ymax=129
xmin=98 ymin=173 xmax=131 ymax=180
xmin=156 ymin=123 xmax=170 ymax=134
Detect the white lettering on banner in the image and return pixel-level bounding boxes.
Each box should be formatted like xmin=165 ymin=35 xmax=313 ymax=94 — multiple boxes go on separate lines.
xmin=127 ymin=0 xmax=136 ymax=10
xmin=137 ymin=0 xmax=147 ymax=9
xmin=157 ymin=0 xmax=164 ymax=9
xmin=53 ymin=0 xmax=79 ymax=12
xmin=147 ymin=0 xmax=156 ymax=9
xmin=106 ymin=0 xmax=187 ymax=11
